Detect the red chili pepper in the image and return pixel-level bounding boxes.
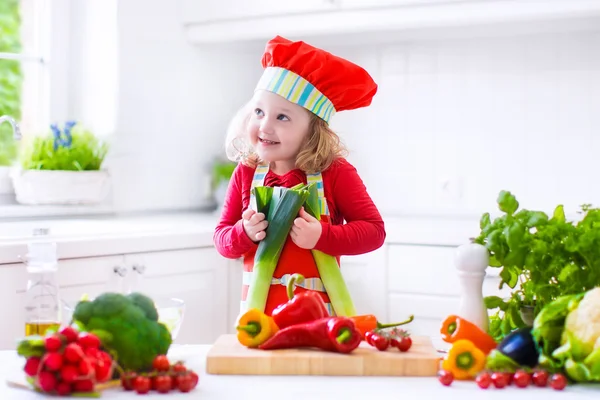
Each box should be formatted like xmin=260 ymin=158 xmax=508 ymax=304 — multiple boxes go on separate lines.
xmin=271 ymin=274 xmax=330 ymax=330
xmin=258 ymin=317 xmax=362 ymax=353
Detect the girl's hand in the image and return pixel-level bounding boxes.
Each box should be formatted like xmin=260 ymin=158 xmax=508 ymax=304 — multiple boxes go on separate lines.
xmin=242 ymin=208 xmax=268 ymax=242
xmin=290 ymin=207 xmax=322 ymax=249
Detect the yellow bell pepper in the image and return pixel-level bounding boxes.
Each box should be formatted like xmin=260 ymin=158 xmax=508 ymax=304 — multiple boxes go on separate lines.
xmin=442 ymin=339 xmax=486 ymax=380
xmin=236 ymin=308 xmax=279 ymax=348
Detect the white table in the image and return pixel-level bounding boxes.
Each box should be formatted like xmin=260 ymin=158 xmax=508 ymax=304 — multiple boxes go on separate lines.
xmin=1 ymin=345 xmax=599 ymax=399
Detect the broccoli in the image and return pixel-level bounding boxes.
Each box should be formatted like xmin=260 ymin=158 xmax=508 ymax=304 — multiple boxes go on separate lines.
xmin=532 ymin=287 xmax=600 ymax=382
xmin=73 ymin=292 xmax=172 ymax=372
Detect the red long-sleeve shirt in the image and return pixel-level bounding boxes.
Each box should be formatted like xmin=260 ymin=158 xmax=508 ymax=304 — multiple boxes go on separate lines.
xmin=213 ymin=157 xmax=386 ymax=259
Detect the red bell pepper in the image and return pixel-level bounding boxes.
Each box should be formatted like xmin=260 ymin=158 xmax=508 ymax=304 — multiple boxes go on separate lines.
xmin=271 ymin=273 xmax=330 ymax=330
xmin=258 ymin=317 xmax=362 ymax=353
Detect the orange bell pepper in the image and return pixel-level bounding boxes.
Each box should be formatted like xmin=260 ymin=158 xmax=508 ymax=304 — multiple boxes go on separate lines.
xmin=350 ymin=314 xmax=414 ymax=339
xmin=442 ymin=339 xmax=486 ymax=380
xmin=440 ymin=315 xmax=497 ymax=355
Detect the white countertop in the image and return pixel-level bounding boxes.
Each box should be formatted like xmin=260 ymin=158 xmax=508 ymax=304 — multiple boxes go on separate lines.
xmin=0 ymin=211 xmax=481 ymax=265
xmin=1 ymin=344 xmax=599 ymax=399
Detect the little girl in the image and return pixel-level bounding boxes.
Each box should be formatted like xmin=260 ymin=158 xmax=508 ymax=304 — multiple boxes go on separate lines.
xmin=214 ymin=35 xmax=386 ymax=316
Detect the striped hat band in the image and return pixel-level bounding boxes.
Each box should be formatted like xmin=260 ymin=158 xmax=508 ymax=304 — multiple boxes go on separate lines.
xmin=255 ymin=67 xmax=336 ymax=123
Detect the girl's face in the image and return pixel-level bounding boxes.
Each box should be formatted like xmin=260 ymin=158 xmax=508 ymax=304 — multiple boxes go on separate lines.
xmin=248 ymin=90 xmax=311 ymax=167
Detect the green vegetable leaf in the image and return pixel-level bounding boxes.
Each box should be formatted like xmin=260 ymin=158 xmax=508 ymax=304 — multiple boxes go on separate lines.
xmin=498 ymin=190 xmax=519 ymax=215
xmin=500 ymin=265 xmax=519 ymax=289
xmin=484 ymin=296 xmax=508 ymax=311
xmin=480 ymin=212 xmax=491 ymax=230
xmin=565 ymin=359 xmax=592 ymax=382
xmin=552 ymin=204 xmax=566 ymax=222
xmin=485 ymin=349 xmax=521 ymax=372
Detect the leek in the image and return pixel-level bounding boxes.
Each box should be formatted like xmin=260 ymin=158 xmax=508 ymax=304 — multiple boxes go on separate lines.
xmin=304 ymin=183 xmax=357 ymax=316
xmin=244 ymin=186 xmax=309 ymax=312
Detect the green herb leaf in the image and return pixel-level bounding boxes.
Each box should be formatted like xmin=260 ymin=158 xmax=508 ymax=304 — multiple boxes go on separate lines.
xmin=484 ymin=296 xmax=508 ymax=311
xmin=498 ymin=190 xmax=519 ymax=216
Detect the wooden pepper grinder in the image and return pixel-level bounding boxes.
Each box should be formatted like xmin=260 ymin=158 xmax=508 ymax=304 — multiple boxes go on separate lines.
xmin=454 ymin=242 xmax=490 ymax=333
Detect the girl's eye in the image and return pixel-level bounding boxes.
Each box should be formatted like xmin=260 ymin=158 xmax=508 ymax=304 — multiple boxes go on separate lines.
xmin=254 ymin=108 xmax=264 ymax=117
xmin=277 ymin=114 xmax=289 ymax=121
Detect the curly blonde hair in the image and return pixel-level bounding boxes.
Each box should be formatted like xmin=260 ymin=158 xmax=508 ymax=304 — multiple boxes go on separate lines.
xmin=225 ymin=102 xmax=347 ymax=174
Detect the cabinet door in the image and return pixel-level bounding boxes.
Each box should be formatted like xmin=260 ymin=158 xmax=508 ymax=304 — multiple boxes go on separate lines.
xmin=1 ymin=255 xmax=125 ymax=350
xmin=0 ymin=263 xmax=28 ymax=350
xmin=180 ymin=0 xmax=338 ymax=24
xmin=124 ymin=248 xmax=228 ymax=345
xmin=387 ymin=244 xmax=509 ymax=347
xmin=339 ymin=246 xmax=387 ymax=318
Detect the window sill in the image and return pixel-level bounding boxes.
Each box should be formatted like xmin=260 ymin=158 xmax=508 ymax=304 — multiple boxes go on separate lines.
xmin=0 ymin=200 xmax=116 ymax=221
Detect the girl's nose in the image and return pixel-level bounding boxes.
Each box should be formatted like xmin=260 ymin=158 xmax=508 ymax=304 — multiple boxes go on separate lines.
xmin=260 ymin=118 xmax=274 ymax=134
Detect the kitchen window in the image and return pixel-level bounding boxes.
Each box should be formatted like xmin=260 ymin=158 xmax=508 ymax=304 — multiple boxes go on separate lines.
xmin=0 ymin=0 xmax=117 ymax=218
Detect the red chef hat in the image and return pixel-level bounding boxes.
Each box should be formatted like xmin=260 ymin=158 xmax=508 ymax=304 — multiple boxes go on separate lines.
xmin=255 ymin=36 xmax=378 ymax=123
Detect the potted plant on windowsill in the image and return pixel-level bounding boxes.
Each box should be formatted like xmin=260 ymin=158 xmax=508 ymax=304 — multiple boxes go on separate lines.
xmin=211 ymin=158 xmax=236 ymax=211
xmin=10 ymin=121 xmax=111 ymax=205
xmin=472 ymin=190 xmax=600 ymax=342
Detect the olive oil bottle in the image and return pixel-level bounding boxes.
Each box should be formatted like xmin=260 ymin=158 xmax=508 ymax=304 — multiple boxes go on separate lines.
xmin=24 ymin=229 xmax=61 ymax=335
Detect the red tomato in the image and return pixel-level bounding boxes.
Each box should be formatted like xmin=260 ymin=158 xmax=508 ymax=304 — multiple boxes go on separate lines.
xmin=121 ymin=371 xmax=137 ymax=391
xmin=532 ymin=370 xmax=549 ymax=387
xmin=550 ymin=373 xmax=567 ymax=390
xmin=373 ymin=334 xmax=390 ymax=351
xmin=396 ymin=336 xmax=412 ymax=352
xmin=438 ymin=370 xmax=454 ymax=386
xmin=152 ymin=355 xmax=170 ymax=372
xmin=513 ymin=370 xmax=531 ymax=388
xmin=476 ymin=372 xmax=492 ymax=389
xmin=176 ymin=373 xmax=195 ymax=393
xmin=491 ymin=372 xmax=508 ymax=388
xmin=173 ymin=362 xmax=187 ymax=374
xmin=154 ymin=374 xmax=172 ymax=393
xmin=365 ymin=331 xmax=376 ymax=346
xmin=133 ymin=376 xmax=151 ymax=394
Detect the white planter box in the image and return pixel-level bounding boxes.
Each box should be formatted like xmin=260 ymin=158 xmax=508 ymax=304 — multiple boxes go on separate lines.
xmin=10 ymin=168 xmax=111 ymax=205
xmin=0 ymin=167 xmax=14 ymax=195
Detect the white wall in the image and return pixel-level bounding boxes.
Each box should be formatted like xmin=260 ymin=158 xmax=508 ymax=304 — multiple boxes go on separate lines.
xmin=70 ymin=1 xmax=599 ymax=218
xmin=327 ymin=30 xmax=600 ymax=218
xmin=97 ymin=0 xmax=265 ymax=212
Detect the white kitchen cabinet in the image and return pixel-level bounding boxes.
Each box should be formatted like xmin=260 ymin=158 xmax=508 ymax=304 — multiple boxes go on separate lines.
xmin=339 ymin=246 xmax=387 ymax=318
xmin=0 ymin=255 xmax=125 ymax=350
xmin=0 ymin=247 xmax=231 ymax=350
xmin=386 ymin=243 xmax=510 ymax=345
xmin=179 ymin=0 xmax=338 ymax=24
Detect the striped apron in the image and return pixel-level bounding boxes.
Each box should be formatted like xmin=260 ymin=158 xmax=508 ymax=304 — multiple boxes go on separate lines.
xmin=240 ymin=164 xmax=335 ymax=316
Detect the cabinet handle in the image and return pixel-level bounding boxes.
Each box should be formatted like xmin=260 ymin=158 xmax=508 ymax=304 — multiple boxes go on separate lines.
xmin=132 ymin=264 xmax=146 ymax=275
xmin=113 ymin=266 xmax=128 ymax=277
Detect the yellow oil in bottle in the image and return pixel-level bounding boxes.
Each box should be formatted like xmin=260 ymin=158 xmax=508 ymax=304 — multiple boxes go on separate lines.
xmin=25 ymin=322 xmax=60 ymax=336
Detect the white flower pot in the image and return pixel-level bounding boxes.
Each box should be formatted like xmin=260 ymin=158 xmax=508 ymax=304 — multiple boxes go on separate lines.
xmin=0 ymin=166 xmax=14 ymax=195
xmin=10 ymin=168 xmax=111 ymax=205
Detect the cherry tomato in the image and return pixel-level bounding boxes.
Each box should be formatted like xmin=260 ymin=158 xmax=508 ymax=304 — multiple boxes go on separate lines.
xmin=513 ymin=370 xmax=531 ymax=388
xmin=154 ymin=374 xmax=172 ymax=393
xmin=476 ymin=372 xmax=492 ymax=389
xmin=188 ymin=371 xmax=199 ymax=388
xmin=532 ymin=370 xmax=549 ymax=387
xmin=121 ymin=371 xmax=137 ymax=391
xmin=491 ymin=372 xmax=508 ymax=388
xmin=396 ymin=336 xmax=412 ymax=352
xmin=550 ymin=373 xmax=567 ymax=390
xmin=365 ymin=331 xmax=376 ymax=346
xmin=503 ymin=372 xmax=513 ymax=385
xmin=173 ymin=362 xmax=187 ymax=374
xmin=133 ymin=376 xmax=151 ymax=394
xmin=176 ymin=373 xmax=195 ymax=393
xmin=372 ymin=334 xmax=390 ymax=351
xmin=438 ymin=370 xmax=454 ymax=386
xmin=153 ymin=355 xmax=170 ymax=372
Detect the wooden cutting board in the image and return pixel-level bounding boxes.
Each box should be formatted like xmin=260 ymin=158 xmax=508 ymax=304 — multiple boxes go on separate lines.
xmin=206 ymin=334 xmax=442 ymax=376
